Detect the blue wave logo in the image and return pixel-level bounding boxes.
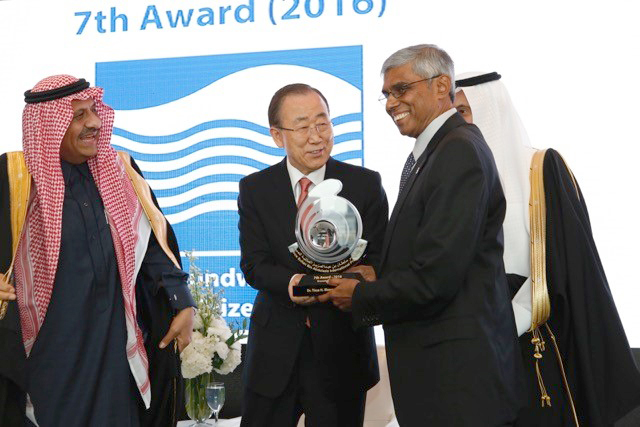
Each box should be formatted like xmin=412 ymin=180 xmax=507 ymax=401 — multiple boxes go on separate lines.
xmin=111 ymin=113 xmax=363 ymax=224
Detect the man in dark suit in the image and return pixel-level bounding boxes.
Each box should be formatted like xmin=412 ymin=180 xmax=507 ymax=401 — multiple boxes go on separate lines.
xmin=320 ymin=45 xmax=523 ymax=426
xmin=238 ymin=84 xmax=388 ymax=427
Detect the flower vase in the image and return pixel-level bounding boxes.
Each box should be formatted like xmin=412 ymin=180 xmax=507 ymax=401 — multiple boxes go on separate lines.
xmin=185 ymin=372 xmax=214 ymax=425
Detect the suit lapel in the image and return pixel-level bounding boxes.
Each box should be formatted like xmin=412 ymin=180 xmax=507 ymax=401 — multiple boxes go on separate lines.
xmin=324 ymin=156 xmax=338 ymax=180
xmin=269 ymin=158 xmax=298 ymax=244
xmin=379 ymin=113 xmax=467 ymax=267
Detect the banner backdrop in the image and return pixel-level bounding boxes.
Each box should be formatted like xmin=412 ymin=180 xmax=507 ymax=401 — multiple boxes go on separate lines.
xmin=96 ymin=46 xmax=365 ymax=319
xmin=1 ymin=0 xmax=639 ymax=345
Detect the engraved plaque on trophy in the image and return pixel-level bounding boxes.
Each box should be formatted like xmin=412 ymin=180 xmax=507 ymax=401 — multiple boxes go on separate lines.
xmin=288 ymin=179 xmax=367 ymax=296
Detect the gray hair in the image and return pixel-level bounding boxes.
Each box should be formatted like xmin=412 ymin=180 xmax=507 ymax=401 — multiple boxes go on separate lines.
xmin=381 ymin=44 xmax=455 ymax=102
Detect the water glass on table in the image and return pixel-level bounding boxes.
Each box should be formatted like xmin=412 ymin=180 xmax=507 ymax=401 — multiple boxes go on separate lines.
xmin=206 ymin=382 xmax=225 ymax=425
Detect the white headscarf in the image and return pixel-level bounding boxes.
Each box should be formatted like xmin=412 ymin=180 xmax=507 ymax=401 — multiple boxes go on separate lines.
xmin=455 ymin=72 xmax=536 ymax=278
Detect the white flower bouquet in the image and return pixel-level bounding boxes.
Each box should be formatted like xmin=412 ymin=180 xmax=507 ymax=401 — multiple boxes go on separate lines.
xmin=180 ymin=252 xmax=247 ymax=423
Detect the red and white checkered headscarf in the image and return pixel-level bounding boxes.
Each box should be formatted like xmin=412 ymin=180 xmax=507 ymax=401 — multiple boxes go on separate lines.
xmin=15 ymin=75 xmax=151 ymax=405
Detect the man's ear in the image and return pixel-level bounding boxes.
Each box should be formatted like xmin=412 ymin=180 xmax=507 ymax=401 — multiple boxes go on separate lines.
xmin=270 ymin=127 xmax=284 ymax=148
xmin=436 ymin=75 xmax=452 ymax=100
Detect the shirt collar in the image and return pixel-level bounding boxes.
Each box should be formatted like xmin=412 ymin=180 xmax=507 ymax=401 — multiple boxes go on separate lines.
xmin=286 ymin=157 xmax=326 ymax=195
xmin=61 ymin=160 xmax=92 ymax=185
xmin=412 ymin=108 xmax=457 ymax=160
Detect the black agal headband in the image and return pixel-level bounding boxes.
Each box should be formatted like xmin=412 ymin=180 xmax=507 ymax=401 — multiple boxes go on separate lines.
xmin=24 ymin=79 xmax=90 ymax=104
xmin=455 ymin=72 xmax=501 ymax=88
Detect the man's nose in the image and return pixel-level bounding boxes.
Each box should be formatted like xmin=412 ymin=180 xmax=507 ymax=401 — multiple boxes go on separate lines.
xmin=386 ymin=95 xmax=400 ymax=112
xmin=308 ymin=126 xmax=324 ymax=142
xmin=86 ymin=109 xmax=102 ymax=129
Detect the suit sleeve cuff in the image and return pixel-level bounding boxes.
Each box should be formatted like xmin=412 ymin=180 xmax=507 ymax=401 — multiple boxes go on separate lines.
xmin=352 ymin=281 xmax=381 ymax=329
xmin=161 ymin=269 xmax=197 ymax=311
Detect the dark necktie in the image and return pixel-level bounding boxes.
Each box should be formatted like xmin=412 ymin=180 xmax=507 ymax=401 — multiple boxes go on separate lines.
xmin=399 ymin=153 xmax=416 ymax=193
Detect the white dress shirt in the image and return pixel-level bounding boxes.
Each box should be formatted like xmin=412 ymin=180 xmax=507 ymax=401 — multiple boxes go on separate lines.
xmin=411 ymin=108 xmax=457 ymax=162
xmin=286 ymin=158 xmax=326 ymax=201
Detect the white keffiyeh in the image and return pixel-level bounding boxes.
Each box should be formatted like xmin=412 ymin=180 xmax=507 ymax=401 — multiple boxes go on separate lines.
xmin=456 ymin=73 xmax=537 ymax=336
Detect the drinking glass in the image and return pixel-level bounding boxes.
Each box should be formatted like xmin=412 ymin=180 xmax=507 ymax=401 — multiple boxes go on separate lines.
xmin=205 ymin=382 xmax=225 ymax=425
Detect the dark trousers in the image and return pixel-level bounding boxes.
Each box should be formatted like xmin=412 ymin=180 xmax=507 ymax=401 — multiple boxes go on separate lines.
xmin=241 ymin=330 xmax=366 ymax=427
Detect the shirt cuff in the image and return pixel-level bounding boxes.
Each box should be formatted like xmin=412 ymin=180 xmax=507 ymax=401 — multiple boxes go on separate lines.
xmin=512 ymin=300 xmax=532 ymax=337
xmin=511 ymin=277 xmax=532 ymax=337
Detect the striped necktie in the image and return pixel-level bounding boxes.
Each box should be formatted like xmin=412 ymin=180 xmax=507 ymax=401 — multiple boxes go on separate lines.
xmin=297 ymin=177 xmax=312 ymax=207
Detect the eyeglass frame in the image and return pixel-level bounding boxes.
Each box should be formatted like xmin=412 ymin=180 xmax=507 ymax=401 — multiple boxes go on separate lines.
xmin=378 ymin=75 xmax=442 ymax=103
xmin=275 ymin=121 xmax=333 ymax=137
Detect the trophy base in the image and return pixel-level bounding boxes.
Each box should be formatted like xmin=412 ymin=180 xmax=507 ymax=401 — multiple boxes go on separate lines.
xmin=292 ymin=273 xmax=364 ymax=296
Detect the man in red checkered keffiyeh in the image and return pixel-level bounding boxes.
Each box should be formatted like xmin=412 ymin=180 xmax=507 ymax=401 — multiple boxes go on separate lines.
xmin=0 ymin=75 xmax=195 ymax=426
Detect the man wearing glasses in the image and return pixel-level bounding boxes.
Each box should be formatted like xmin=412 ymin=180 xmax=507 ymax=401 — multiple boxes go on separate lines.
xmin=320 ymin=45 xmax=524 ymax=425
xmin=238 ymin=84 xmax=388 ymax=426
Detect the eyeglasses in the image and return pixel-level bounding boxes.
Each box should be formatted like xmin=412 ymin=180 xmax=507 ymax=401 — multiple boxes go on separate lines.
xmin=277 ymin=122 xmax=332 ymax=137
xmin=378 ymin=75 xmax=442 ymax=103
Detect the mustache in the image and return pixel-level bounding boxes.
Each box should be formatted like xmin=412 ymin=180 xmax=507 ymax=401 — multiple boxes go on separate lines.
xmin=79 ymin=127 xmax=100 ymax=138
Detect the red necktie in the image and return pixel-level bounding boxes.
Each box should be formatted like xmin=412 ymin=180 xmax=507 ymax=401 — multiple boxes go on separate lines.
xmin=297 ymin=177 xmax=314 ymax=327
xmin=297 ymin=177 xmax=312 ymax=207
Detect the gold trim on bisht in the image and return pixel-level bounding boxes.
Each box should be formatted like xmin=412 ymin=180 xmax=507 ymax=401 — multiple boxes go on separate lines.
xmin=1 ymin=151 xmax=182 ymax=319
xmin=117 ymin=151 xmax=181 ymax=269
xmin=1 ymin=152 xmax=32 ymax=320
xmin=528 ymin=149 xmax=579 ymax=425
xmin=529 ymin=149 xmax=551 ymax=333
